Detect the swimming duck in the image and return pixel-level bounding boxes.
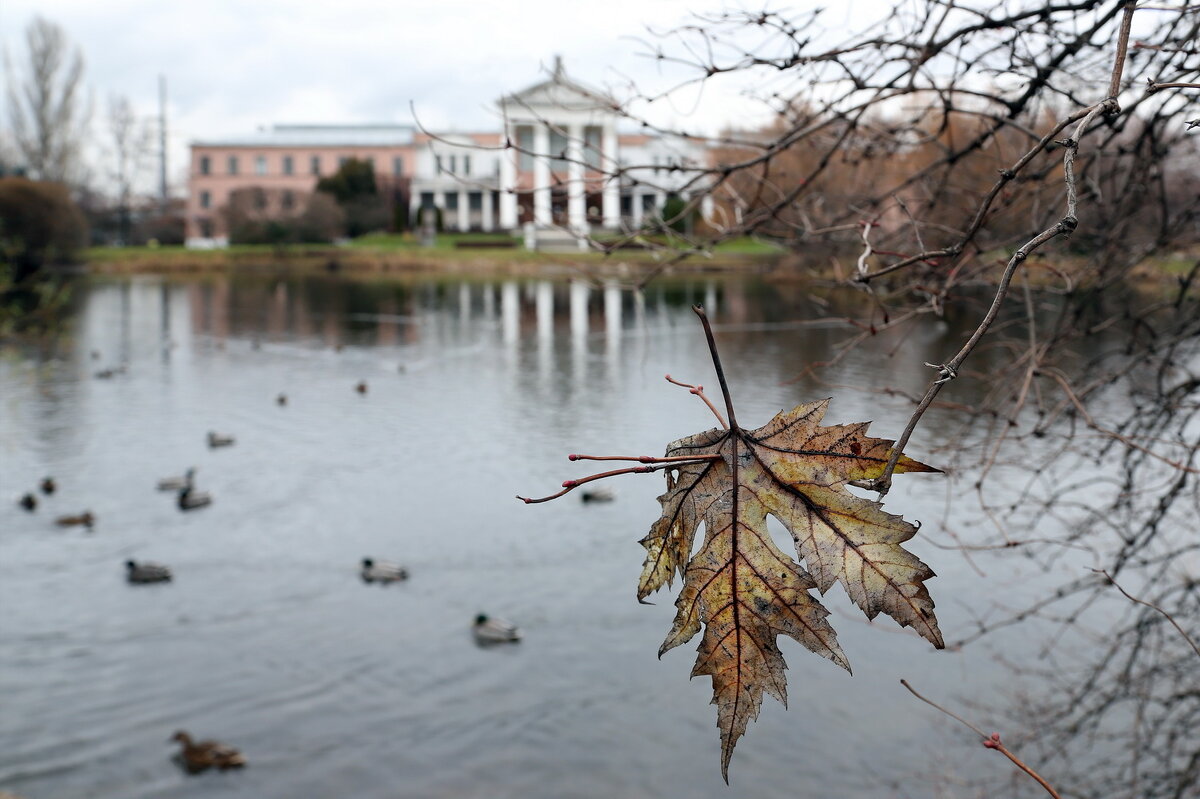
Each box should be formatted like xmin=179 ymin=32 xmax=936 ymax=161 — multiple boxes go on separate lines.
xmin=581 ymin=487 xmax=615 ymax=503
xmin=207 ymin=431 xmax=235 ymax=448
xmin=157 ymin=468 xmax=196 ymax=492
xmin=170 ymin=730 xmax=246 ymax=773
xmin=473 ymin=614 xmax=521 ymax=644
xmin=360 ymin=558 xmax=408 ymax=583
xmin=56 ymin=511 xmax=95 ymax=528
xmin=355 ymin=380 xmax=368 ymax=394
xmin=40 ymin=477 xmax=56 ymax=495
xmin=19 ymin=493 xmax=37 ymax=511
xmin=126 ymin=559 xmax=172 ymax=583
xmin=178 ymin=485 xmax=212 ymax=511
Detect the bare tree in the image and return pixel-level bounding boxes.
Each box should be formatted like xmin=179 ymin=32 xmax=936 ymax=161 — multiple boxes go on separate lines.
xmin=491 ymin=1 xmax=1200 ymax=795
xmin=105 ymin=93 xmax=149 ymax=244
xmin=5 ymin=15 xmax=90 ymax=184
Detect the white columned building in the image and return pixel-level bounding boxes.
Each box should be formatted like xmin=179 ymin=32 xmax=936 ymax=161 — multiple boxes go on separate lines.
xmin=402 ymin=57 xmax=715 ymax=247
xmin=497 ymin=57 xmax=624 ymax=243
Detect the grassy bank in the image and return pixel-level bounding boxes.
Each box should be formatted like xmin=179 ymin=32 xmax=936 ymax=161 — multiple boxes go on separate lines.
xmin=83 ymin=233 xmax=785 ymax=277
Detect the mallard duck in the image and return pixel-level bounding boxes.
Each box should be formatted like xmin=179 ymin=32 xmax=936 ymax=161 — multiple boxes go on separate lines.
xmin=473 ymin=613 xmax=521 ymax=643
xmin=360 ymin=558 xmax=408 ymax=583
xmin=126 ymin=559 xmax=172 ymax=583
xmin=581 ymin=487 xmax=615 ymax=503
xmin=19 ymin=493 xmax=37 ymax=511
xmin=170 ymin=730 xmax=246 ymax=773
xmin=207 ymin=431 xmax=235 ymax=448
xmin=178 ymin=485 xmax=212 ymax=511
xmin=40 ymin=476 xmax=56 ymax=495
xmin=276 ymin=393 xmax=287 ymax=406
xmin=158 ymin=468 xmax=196 ymax=492
xmin=56 ymin=511 xmax=94 ymax=528
xmin=355 ymin=380 xmax=368 ymax=394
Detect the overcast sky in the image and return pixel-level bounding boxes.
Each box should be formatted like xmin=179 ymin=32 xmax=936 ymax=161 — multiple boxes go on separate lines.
xmin=0 ymin=0 xmax=879 ymax=191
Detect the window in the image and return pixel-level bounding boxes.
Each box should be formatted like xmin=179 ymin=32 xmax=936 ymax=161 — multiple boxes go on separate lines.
xmin=310 ymin=155 xmax=321 ymax=175
xmin=200 ymin=191 xmax=211 ymax=209
xmin=283 ymin=155 xmax=294 ymax=175
xmin=255 ymin=155 xmax=267 ymax=175
xmin=393 ymin=156 xmax=404 ymax=177
xmin=549 ymin=130 xmax=568 ymax=170
xmin=435 ymin=155 xmax=443 ymax=174
xmin=449 ymin=155 xmax=457 ymax=174
xmin=419 ymin=192 xmax=435 ymax=209
xmin=445 ymin=193 xmax=458 ymax=210
xmin=462 ymin=155 xmax=471 ymax=176
xmin=338 ymin=156 xmax=349 ymax=168
xmin=253 ymin=189 xmax=267 ymax=210
xmin=517 ymin=126 xmax=533 ymax=170
xmin=281 ymin=190 xmax=295 ymax=211
xmin=468 ymin=191 xmax=482 ymax=211
xmin=199 ymin=218 xmax=213 ymax=237
xmin=228 ymin=155 xmax=239 ymax=175
xmin=200 ymin=155 xmax=211 ymax=175
xmin=584 ymin=126 xmax=602 ymax=169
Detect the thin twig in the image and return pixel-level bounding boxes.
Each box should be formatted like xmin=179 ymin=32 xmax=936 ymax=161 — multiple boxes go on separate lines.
xmin=1091 ymin=569 xmax=1200 ymax=659
xmin=900 ymin=679 xmax=1064 ymax=799
xmin=665 ymin=373 xmax=729 ymax=428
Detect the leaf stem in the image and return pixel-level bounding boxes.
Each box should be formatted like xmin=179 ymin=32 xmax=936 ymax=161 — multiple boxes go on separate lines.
xmin=665 ymin=374 xmax=729 ymax=428
xmin=692 ymin=305 xmax=739 ymax=431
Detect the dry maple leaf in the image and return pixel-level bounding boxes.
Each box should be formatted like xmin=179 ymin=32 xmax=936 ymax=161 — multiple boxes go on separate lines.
xmin=520 ymin=306 xmax=943 ymax=780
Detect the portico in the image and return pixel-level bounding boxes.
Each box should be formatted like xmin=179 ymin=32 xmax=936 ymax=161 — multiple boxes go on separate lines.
xmin=497 ymin=57 xmax=621 ymax=237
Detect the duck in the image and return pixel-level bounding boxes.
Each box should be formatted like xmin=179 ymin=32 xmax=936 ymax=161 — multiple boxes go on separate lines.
xmin=170 ymin=730 xmax=246 ymax=773
xmin=360 ymin=558 xmax=408 ymax=583
xmin=581 ymin=487 xmax=616 ymax=503
xmin=19 ymin=493 xmax=37 ymax=511
xmin=40 ymin=477 xmax=56 ymax=495
xmin=207 ymin=431 xmax=235 ymax=448
xmin=126 ymin=559 xmax=172 ymax=583
xmin=157 ymin=468 xmax=196 ymax=492
xmin=355 ymin=380 xmax=368 ymax=394
xmin=178 ymin=485 xmax=212 ymax=511
xmin=55 ymin=511 xmax=95 ymax=528
xmin=276 ymin=393 xmax=287 ymax=406
xmin=473 ymin=614 xmax=521 ymax=644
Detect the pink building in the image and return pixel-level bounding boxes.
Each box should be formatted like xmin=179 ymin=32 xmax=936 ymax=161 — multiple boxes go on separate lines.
xmin=186 ymin=124 xmax=416 ymax=246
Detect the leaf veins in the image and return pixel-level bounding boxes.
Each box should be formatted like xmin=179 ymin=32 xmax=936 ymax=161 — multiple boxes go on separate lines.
xmin=521 ymin=305 xmax=943 ymax=780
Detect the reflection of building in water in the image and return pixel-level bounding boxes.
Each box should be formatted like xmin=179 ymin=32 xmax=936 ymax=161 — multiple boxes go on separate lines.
xmin=187 ymin=58 xmax=712 ymax=247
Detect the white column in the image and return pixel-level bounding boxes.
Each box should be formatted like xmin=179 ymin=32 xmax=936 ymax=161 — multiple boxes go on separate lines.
xmin=408 ymin=193 xmax=420 ymax=230
xmin=655 ymin=190 xmax=667 ymax=220
xmin=567 ymin=123 xmax=585 ymax=234
xmin=601 ymin=122 xmax=620 ymax=229
xmin=499 ymin=129 xmax=518 ymax=229
xmin=533 ymin=123 xmax=551 ymax=226
xmin=701 ymin=194 xmax=714 ymax=224
xmin=481 ymin=189 xmax=494 ymax=232
xmin=632 ymin=191 xmax=644 ymax=228
xmin=457 ymin=190 xmax=470 ymax=231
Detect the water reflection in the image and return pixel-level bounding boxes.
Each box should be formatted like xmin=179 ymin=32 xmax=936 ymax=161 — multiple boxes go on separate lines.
xmin=1 ymin=272 xmax=1076 ymax=799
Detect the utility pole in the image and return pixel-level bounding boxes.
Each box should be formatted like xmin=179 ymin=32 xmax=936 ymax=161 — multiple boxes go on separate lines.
xmin=158 ymin=74 xmax=168 ymax=213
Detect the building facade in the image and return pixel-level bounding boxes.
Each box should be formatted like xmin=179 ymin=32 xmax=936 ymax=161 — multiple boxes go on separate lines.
xmin=186 ymin=61 xmax=711 ymax=247
xmin=186 ymin=124 xmax=416 ymax=247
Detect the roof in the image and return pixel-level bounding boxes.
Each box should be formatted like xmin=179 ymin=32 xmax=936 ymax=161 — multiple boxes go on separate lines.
xmin=193 ymin=124 xmax=415 ymax=148
xmin=497 ymin=56 xmax=617 ymax=113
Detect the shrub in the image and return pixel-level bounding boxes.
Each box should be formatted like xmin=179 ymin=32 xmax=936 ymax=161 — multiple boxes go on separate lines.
xmin=0 ymin=177 xmax=88 ymax=280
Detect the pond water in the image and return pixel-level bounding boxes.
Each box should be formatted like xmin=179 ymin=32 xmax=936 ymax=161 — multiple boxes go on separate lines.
xmin=0 ymin=272 xmax=1077 ymax=798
